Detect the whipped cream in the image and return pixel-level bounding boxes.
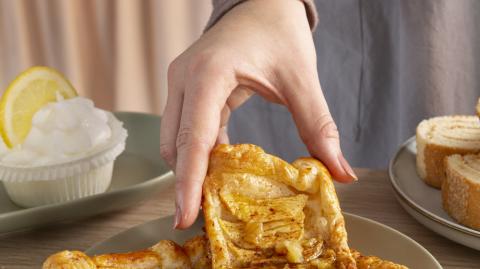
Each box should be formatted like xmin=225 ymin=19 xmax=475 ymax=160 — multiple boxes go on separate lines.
xmin=1 ymin=96 xmax=113 ymax=166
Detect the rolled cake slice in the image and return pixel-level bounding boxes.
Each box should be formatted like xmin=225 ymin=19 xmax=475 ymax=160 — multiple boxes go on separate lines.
xmin=416 ymin=116 xmax=480 ymax=188
xmin=442 ymin=154 xmax=480 ymax=230
xmin=477 ymin=98 xmax=480 ymax=118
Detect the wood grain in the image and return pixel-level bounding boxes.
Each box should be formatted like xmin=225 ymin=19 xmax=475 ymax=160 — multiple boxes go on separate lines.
xmin=0 ymin=169 xmax=479 ymax=268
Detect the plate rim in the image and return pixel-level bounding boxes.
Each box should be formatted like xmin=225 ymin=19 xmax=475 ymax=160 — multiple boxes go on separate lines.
xmin=344 ymin=212 xmax=441 ymax=268
xmin=388 ymin=136 xmax=480 ymax=238
xmin=85 ymin=212 xmax=442 ymax=268
xmin=0 ymin=171 xmax=173 ymax=220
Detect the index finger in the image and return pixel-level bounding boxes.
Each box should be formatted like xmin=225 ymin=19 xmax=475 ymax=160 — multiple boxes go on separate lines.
xmin=174 ymin=66 xmax=235 ymax=229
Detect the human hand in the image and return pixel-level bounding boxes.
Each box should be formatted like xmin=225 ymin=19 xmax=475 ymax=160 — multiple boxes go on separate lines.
xmin=160 ymin=0 xmax=357 ymax=229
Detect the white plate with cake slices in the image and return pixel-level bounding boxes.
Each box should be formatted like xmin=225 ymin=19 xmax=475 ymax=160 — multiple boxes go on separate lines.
xmin=389 ymin=136 xmax=480 ymax=250
xmin=86 ymin=213 xmax=441 ymax=269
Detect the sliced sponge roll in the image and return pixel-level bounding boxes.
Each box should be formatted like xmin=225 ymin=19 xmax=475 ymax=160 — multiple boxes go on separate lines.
xmin=443 ymin=154 xmax=480 ymax=230
xmin=416 ymin=116 xmax=480 ymax=188
xmin=477 ymin=98 xmax=480 ymax=117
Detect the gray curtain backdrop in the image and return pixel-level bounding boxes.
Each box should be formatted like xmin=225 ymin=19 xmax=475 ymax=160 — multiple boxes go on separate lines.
xmin=229 ymin=0 xmax=480 ymax=168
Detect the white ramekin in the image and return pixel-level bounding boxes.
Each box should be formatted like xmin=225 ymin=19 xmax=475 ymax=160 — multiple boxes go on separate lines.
xmin=0 ymin=112 xmax=127 ymax=208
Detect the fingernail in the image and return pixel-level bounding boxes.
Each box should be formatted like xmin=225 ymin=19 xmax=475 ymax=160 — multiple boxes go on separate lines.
xmin=173 ymin=204 xmax=182 ymax=229
xmin=339 ymin=154 xmax=358 ymax=181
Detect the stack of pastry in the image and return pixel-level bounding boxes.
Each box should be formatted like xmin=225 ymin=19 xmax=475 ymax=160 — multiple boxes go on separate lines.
xmin=43 ymin=144 xmax=407 ymax=269
xmin=416 ymin=101 xmax=480 ymax=230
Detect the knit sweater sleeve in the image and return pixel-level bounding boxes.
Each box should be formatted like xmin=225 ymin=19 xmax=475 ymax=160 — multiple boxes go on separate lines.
xmin=205 ymin=0 xmax=318 ymax=31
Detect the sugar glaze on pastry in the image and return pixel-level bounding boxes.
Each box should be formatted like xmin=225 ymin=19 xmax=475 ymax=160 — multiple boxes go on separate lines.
xmin=203 ymin=144 xmax=355 ymax=268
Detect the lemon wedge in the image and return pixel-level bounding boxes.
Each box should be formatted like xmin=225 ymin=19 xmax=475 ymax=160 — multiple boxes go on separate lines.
xmin=0 ymin=66 xmax=78 ymax=148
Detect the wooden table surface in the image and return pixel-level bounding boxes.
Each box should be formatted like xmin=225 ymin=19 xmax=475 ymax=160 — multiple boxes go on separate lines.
xmin=0 ymin=169 xmax=479 ymax=268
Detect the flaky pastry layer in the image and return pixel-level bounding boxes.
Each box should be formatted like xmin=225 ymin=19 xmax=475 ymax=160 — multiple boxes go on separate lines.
xmin=203 ymin=144 xmax=355 ymax=269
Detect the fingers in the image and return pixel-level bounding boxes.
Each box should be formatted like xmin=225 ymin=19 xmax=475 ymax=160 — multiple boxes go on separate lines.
xmin=217 ymin=105 xmax=231 ymax=145
xmin=160 ymin=62 xmax=184 ymax=169
xmin=215 ymin=85 xmax=254 ymax=145
xmin=217 ymin=126 xmax=229 ymax=144
xmin=285 ymin=72 xmax=357 ymax=183
xmin=174 ymin=64 xmax=235 ymax=229
xmin=159 ymin=93 xmax=183 ymax=169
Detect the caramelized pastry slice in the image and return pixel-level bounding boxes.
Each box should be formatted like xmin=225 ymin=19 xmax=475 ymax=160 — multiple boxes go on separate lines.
xmin=203 ymin=144 xmax=356 ymax=269
xmin=219 ymin=216 xmax=304 ymax=249
xmin=92 ymin=250 xmax=162 ymax=268
xmin=219 ymin=192 xmax=309 ymax=222
xmin=42 ymin=240 xmax=190 ymax=269
xmin=351 ymin=249 xmax=408 ymax=269
xmin=43 ymin=250 xmax=96 ymax=269
xmin=183 ymin=235 xmax=212 ymax=269
xmin=187 ymin=236 xmax=408 ymax=269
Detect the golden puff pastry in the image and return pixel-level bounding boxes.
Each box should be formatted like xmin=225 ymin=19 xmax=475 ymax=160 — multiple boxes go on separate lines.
xmin=351 ymin=249 xmax=408 ymax=269
xmin=183 ymin=235 xmax=212 ymax=269
xmin=43 ymin=240 xmax=192 ymax=269
xmin=190 ymin=236 xmax=408 ymax=269
xmin=203 ymin=144 xmax=356 ymax=269
xmin=43 ymin=250 xmax=96 ymax=269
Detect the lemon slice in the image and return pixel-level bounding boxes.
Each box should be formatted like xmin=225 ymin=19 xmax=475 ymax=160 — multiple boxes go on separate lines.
xmin=0 ymin=66 xmax=78 ymax=148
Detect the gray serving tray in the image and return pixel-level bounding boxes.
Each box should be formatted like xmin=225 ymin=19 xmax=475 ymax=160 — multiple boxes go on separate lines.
xmin=0 ymin=112 xmax=174 ymax=234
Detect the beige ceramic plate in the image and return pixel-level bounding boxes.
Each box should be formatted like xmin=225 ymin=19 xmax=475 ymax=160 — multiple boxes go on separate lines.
xmin=86 ymin=212 xmax=441 ymax=269
xmin=389 ymin=136 xmax=480 ymax=250
xmin=0 ymin=112 xmax=174 ymax=234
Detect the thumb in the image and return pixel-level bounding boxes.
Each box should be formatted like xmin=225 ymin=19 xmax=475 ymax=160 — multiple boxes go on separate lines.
xmin=284 ymin=76 xmax=357 ymax=182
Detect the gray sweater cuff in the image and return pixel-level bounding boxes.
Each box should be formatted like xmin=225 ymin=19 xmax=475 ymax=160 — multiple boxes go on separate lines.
xmin=205 ymin=0 xmax=318 ymax=31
